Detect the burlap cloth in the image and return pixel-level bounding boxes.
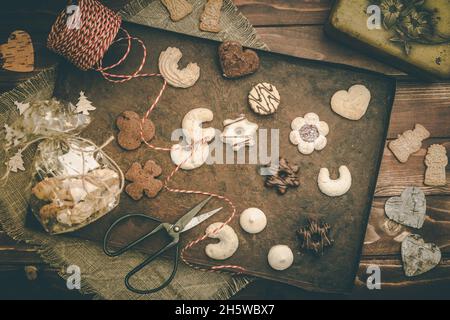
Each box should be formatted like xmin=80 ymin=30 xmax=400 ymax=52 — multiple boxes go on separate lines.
xmin=0 ymin=0 xmax=267 ymax=299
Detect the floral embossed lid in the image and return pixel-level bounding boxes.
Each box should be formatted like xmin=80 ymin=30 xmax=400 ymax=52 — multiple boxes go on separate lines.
xmin=326 ymin=0 xmax=450 ymax=79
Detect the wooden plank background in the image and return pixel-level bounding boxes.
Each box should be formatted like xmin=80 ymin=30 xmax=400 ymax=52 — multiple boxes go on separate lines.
xmin=0 ymin=0 xmax=449 ymax=299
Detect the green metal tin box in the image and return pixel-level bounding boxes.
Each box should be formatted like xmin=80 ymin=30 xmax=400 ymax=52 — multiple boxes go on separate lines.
xmin=325 ymin=0 xmax=450 ymax=80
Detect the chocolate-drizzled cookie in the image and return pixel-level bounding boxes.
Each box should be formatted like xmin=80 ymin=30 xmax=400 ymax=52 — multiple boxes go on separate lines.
xmin=248 ymin=82 xmax=280 ymax=115
xmin=264 ymin=157 xmax=299 ymax=194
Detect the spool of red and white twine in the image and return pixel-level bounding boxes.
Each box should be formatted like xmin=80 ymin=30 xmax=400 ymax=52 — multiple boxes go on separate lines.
xmin=47 ymin=0 xmax=245 ymax=275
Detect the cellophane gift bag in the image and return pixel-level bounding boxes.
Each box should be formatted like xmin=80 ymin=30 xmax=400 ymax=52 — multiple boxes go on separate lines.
xmin=2 ymin=98 xmax=123 ymax=234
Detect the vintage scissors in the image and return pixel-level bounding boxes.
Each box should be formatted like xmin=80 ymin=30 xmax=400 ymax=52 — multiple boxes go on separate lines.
xmin=103 ymin=196 xmax=222 ymax=294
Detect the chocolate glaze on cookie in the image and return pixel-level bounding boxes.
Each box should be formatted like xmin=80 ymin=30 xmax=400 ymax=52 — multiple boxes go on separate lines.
xmin=248 ymin=82 xmax=280 ymax=115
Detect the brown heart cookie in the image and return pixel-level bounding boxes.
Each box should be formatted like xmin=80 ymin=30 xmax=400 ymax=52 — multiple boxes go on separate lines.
xmin=218 ymin=41 xmax=260 ymax=78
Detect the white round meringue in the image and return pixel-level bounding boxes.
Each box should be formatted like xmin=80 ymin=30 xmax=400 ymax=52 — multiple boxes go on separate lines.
xmin=267 ymin=245 xmax=294 ymax=271
xmin=239 ymin=208 xmax=267 ymax=234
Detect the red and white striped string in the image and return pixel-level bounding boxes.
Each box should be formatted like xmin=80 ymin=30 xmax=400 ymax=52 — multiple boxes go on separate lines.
xmin=114 ymin=33 xmax=245 ymax=273
xmin=47 ymin=0 xmax=245 ymax=274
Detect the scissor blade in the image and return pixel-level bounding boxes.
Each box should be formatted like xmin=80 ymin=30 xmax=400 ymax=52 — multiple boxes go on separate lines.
xmin=181 ymin=207 xmax=222 ymax=233
xmin=175 ymin=196 xmax=213 ymax=231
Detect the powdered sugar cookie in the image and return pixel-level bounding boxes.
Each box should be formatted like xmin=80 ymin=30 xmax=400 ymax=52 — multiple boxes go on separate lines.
xmin=289 ymin=113 xmax=329 ymax=155
xmin=317 ymin=166 xmax=352 ymax=197
xmin=220 ymin=114 xmax=258 ymax=151
xmin=331 ymin=84 xmax=371 ymax=120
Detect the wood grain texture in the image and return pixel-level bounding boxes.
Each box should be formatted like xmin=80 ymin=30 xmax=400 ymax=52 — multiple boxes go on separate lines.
xmin=354 ymin=258 xmax=450 ymax=297
xmin=376 ymin=140 xmax=449 ymax=197
xmin=234 ymin=269 xmax=450 ymax=298
xmin=256 ymin=26 xmax=404 ymax=76
xmin=0 ymin=11 xmax=59 ymax=92
xmin=389 ymin=82 xmax=450 ymax=139
xmin=0 ymin=0 xmax=449 ymax=298
xmin=234 ymin=0 xmax=332 ymax=26
xmin=364 ymin=197 xmax=450 ymax=255
xmin=0 ymin=1 xmax=131 ymax=92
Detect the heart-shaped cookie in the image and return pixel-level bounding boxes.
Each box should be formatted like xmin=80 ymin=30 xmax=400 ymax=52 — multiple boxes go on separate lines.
xmin=330 ymin=84 xmax=370 ymax=120
xmin=0 ymin=30 xmax=34 ymax=72
xmin=218 ymin=41 xmax=260 ymax=78
xmin=401 ymin=234 xmax=441 ymax=277
xmin=385 ymin=187 xmax=426 ymax=229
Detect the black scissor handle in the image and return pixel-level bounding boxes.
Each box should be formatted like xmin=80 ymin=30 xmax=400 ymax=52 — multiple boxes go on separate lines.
xmin=103 ymin=214 xmax=163 ymax=257
xmin=125 ymin=240 xmax=180 ymax=294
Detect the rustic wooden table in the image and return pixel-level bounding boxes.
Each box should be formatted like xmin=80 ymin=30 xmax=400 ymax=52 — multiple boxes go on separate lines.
xmin=0 ymin=0 xmax=449 ymax=299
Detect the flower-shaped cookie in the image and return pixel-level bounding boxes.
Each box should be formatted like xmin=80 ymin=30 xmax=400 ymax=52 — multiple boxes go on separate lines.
xmin=289 ymin=113 xmax=329 ymax=155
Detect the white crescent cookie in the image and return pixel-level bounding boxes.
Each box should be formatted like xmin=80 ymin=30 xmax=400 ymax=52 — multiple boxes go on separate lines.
xmin=170 ymin=143 xmax=210 ymax=170
xmin=317 ymin=165 xmax=352 ymax=197
xmin=248 ymin=82 xmax=280 ymax=115
xmin=205 ymin=223 xmax=239 ymax=260
xmin=158 ymin=47 xmax=200 ymax=88
xmin=182 ymin=108 xmax=215 ymax=143
xmin=170 ymin=108 xmax=215 ymax=170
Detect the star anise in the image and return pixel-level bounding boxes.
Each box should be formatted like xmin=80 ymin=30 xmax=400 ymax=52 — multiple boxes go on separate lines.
xmin=297 ymin=219 xmax=333 ymax=255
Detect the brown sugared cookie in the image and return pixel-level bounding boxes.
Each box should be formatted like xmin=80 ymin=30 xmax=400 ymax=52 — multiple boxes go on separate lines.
xmin=200 ymin=0 xmax=223 ymax=33
xmin=218 ymin=41 xmax=260 ymax=78
xmin=161 ymin=0 xmax=192 ymax=22
xmin=116 ymin=111 xmax=155 ymax=151
xmin=125 ymin=160 xmax=163 ymax=200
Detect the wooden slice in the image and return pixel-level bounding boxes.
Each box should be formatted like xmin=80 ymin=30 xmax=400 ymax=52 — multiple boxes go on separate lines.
xmin=0 ymin=30 xmax=34 ymax=72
